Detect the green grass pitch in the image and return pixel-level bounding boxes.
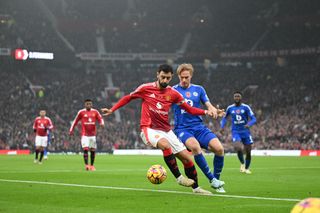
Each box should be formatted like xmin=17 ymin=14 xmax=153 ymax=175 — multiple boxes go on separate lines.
xmin=0 ymin=155 xmax=319 ymax=213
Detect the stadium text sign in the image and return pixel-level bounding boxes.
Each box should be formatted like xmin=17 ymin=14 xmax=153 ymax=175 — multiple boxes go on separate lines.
xmin=15 ymin=49 xmax=54 ymax=60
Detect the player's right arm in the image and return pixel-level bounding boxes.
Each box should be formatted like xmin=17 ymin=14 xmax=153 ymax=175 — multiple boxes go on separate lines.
xmin=69 ymin=111 xmax=81 ymax=135
xmin=33 ymin=118 xmax=37 ymax=133
xmin=101 ymin=84 xmax=143 ymax=116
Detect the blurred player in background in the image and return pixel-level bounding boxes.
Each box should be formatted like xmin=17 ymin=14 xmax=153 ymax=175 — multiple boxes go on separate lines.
xmin=220 ymin=91 xmax=257 ymax=174
xmin=69 ymin=99 xmax=105 ymax=171
xmin=33 ymin=110 xmax=54 ymax=164
xmin=43 ymin=129 xmax=54 ymax=160
xmin=172 ymin=63 xmax=226 ymax=193
xmin=101 ymin=64 xmax=216 ymax=194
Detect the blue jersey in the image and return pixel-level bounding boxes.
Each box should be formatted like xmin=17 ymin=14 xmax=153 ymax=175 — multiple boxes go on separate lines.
xmin=172 ymin=84 xmax=209 ymax=129
xmin=220 ymin=103 xmax=256 ymax=133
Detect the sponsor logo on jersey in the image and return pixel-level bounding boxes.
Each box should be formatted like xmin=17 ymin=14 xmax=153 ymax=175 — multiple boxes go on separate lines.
xmin=156 ymin=102 xmax=163 ymax=109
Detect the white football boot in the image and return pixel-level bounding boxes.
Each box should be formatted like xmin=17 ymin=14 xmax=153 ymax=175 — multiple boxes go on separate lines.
xmin=177 ymin=175 xmax=195 ymax=187
xmin=192 ymin=187 xmax=212 ymax=195
xmin=240 ymin=164 xmax=245 ymax=173
xmin=215 ymin=186 xmax=226 ymax=193
xmin=244 ymin=169 xmax=252 ymax=174
xmin=211 ymin=178 xmax=225 ymax=189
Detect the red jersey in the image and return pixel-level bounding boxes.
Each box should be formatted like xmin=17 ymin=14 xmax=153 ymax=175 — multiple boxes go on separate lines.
xmin=33 ymin=116 xmax=53 ymax=136
xmin=69 ymin=108 xmax=104 ymax=136
xmin=130 ymin=82 xmax=186 ymax=131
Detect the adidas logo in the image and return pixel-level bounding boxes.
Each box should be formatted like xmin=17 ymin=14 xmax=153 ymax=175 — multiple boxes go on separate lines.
xmin=149 ymin=93 xmax=156 ymax=98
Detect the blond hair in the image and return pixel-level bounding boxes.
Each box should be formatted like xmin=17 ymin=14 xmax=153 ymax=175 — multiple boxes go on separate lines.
xmin=176 ymin=63 xmax=194 ymax=76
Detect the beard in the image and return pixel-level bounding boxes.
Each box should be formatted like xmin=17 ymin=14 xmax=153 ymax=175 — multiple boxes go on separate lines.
xmin=159 ymin=81 xmax=169 ymax=88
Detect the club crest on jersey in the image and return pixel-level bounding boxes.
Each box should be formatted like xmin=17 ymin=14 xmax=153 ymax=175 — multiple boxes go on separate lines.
xmin=236 ymin=109 xmax=241 ymax=114
xmin=186 ymin=92 xmax=191 ymax=98
xmin=193 ymin=92 xmax=198 ymax=97
xmin=156 ymin=102 xmax=163 ymax=109
xmin=241 ymin=109 xmax=245 ymax=113
xmin=165 ymin=95 xmax=171 ymax=101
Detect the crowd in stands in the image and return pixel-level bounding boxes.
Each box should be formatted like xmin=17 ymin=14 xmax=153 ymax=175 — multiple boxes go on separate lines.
xmin=0 ymin=59 xmax=319 ymax=153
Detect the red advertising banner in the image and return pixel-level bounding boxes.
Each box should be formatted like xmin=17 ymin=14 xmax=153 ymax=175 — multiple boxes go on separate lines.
xmin=0 ymin=150 xmax=30 ymax=155
xmin=300 ymin=150 xmax=320 ymax=156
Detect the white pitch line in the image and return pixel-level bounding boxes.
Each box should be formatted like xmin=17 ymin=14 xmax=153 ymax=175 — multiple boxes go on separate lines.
xmin=0 ymin=178 xmax=300 ymax=202
xmin=0 ymin=166 xmax=319 ymax=174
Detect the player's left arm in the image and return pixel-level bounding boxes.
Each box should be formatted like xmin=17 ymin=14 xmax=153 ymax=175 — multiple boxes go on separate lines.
xmin=96 ymin=111 xmax=105 ymax=127
xmin=245 ymin=106 xmax=257 ymax=128
xmin=47 ymin=118 xmax=54 ymax=131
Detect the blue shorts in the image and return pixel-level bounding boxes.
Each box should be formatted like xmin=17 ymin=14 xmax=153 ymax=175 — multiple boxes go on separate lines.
xmin=174 ymin=125 xmax=217 ymax=150
xmin=232 ymin=131 xmax=253 ymax=145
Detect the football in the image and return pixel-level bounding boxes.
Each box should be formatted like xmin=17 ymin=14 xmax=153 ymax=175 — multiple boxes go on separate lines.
xmin=291 ymin=198 xmax=320 ymax=213
xmin=146 ymin=164 xmax=167 ymax=184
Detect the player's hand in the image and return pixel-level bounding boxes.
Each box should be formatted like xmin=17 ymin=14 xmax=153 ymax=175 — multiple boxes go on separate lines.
xmin=69 ymin=131 xmax=73 ymax=136
xmin=244 ymin=124 xmax=249 ymax=128
xmin=217 ymin=109 xmax=226 ymax=117
xmin=101 ymin=108 xmax=113 ymax=116
xmin=206 ymin=109 xmax=218 ymax=119
xmin=100 ymin=123 xmax=105 ymax=128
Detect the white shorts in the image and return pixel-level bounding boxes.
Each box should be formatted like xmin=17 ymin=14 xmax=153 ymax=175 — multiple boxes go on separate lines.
xmin=140 ymin=128 xmax=186 ymax=154
xmin=81 ymin=136 xmax=97 ymax=149
xmin=35 ymin=136 xmax=48 ymax=147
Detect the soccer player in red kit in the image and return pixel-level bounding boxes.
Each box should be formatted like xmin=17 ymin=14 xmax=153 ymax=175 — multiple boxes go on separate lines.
xmin=33 ymin=110 xmax=53 ymax=164
xmin=69 ymin=99 xmax=105 ymax=171
xmin=101 ymin=64 xmax=216 ymax=194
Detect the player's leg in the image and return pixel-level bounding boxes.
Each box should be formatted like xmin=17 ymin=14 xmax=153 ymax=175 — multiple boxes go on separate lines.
xmin=196 ymin=128 xmax=225 ymax=192
xmin=140 ymin=128 xmax=194 ymax=187
xmin=242 ymin=134 xmax=253 ymax=174
xmin=39 ymin=146 xmax=44 ymax=163
xmin=175 ymin=150 xmax=212 ymax=195
xmin=43 ymin=148 xmax=48 ymax=160
xmin=89 ymin=137 xmax=97 ymax=171
xmin=34 ymin=136 xmax=40 ymax=163
xmin=89 ymin=147 xmax=96 ymax=171
xmin=207 ymin=138 xmax=225 ymax=190
xmin=243 ymin=144 xmax=252 ymax=174
xmin=38 ymin=137 xmax=47 ymax=164
xmin=232 ymin=132 xmax=245 ymax=172
xmin=175 ymin=128 xmax=215 ymax=182
xmin=175 ymin=150 xmax=198 ymax=189
xmin=186 ymin=138 xmax=215 ymax=181
xmin=81 ymin=136 xmax=90 ymax=170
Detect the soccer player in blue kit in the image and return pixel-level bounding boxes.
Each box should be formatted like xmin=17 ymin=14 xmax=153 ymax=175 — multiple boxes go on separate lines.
xmin=172 ymin=64 xmax=226 ymax=193
xmin=220 ymin=91 xmax=256 ymax=174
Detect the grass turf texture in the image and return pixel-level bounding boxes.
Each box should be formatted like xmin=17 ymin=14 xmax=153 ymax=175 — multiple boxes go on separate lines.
xmin=0 ymin=155 xmax=319 ymax=213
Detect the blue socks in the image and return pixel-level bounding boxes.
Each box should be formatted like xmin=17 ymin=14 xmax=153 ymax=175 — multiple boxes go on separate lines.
xmin=194 ymin=153 xmax=214 ymax=181
xmin=213 ymin=155 xmax=224 ymax=180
